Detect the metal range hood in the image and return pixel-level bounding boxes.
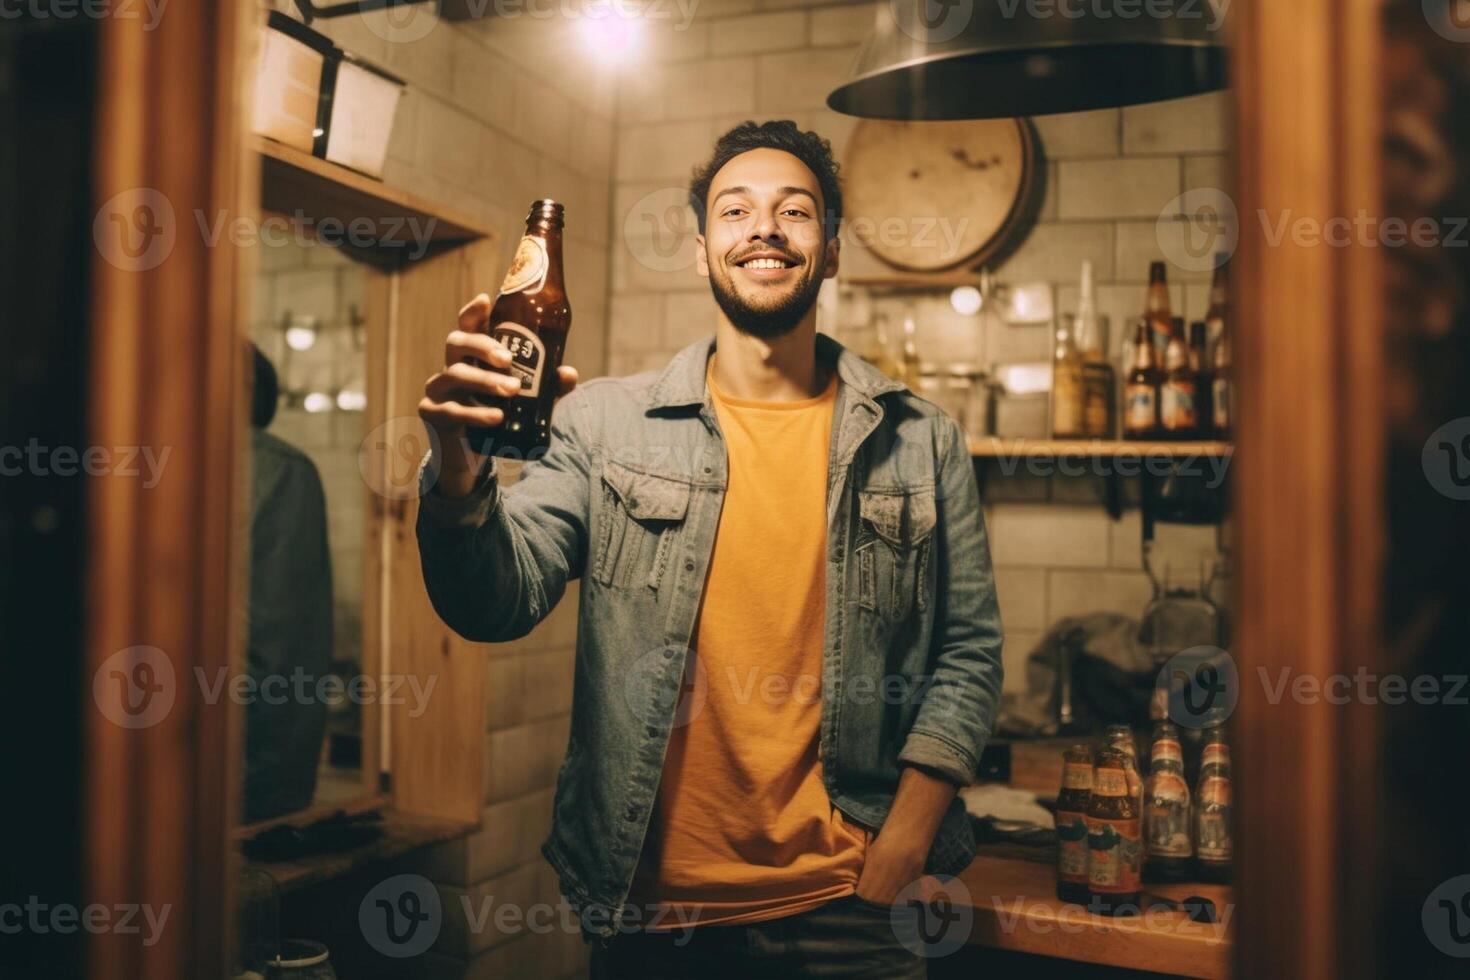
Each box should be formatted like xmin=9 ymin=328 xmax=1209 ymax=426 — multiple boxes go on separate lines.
xmin=828 ymin=1 xmax=1228 ymax=120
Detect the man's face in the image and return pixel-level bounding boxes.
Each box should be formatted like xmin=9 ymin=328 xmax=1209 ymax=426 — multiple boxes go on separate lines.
xmin=695 ymin=147 xmax=839 ymax=340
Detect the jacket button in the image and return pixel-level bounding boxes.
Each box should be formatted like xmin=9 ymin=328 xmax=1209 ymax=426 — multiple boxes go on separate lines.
xmin=684 ymin=559 xmax=695 ymax=572
xmin=625 ymin=805 xmax=639 ymax=821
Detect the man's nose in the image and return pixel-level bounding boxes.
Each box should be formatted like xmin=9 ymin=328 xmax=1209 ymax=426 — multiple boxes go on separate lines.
xmin=750 ymin=209 xmax=786 ymax=243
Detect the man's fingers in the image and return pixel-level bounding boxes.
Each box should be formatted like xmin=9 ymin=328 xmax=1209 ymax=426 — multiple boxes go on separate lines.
xmin=556 ymin=365 xmax=579 ymax=394
xmin=418 ymin=396 xmax=504 ymax=429
xmin=456 ymin=293 xmax=492 ymax=333
xmin=445 ymin=330 xmax=511 ymax=369
xmin=426 ymin=362 xmax=523 ymax=400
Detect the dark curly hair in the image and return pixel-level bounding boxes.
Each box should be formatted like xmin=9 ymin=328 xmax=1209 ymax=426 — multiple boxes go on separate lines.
xmin=689 ymin=120 xmax=842 ymax=241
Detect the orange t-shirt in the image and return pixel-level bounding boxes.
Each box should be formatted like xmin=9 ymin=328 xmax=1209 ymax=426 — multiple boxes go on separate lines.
xmin=629 ymin=360 xmax=870 ymax=930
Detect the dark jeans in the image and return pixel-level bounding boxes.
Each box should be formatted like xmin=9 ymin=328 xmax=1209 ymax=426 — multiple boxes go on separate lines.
xmin=589 ymin=895 xmax=928 ymax=980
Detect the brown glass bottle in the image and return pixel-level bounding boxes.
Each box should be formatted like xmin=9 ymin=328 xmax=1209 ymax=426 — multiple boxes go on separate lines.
xmin=1056 ymin=745 xmax=1094 ymax=904
xmin=1105 ymin=724 xmax=1145 ymax=814
xmin=1123 ymin=320 xmax=1161 ymax=439
xmin=1144 ymin=721 xmax=1193 ymax=882
xmin=1086 ymin=746 xmax=1142 ymax=916
xmin=1189 ymin=320 xmax=1213 ymax=438
xmin=1145 ymin=261 xmax=1174 ymax=350
xmin=1212 ymin=322 xmax=1232 ymax=440
xmin=467 ymin=200 xmax=571 ymax=460
xmin=1160 ymin=331 xmax=1200 ymax=438
xmin=1194 ymin=726 xmax=1234 ymax=883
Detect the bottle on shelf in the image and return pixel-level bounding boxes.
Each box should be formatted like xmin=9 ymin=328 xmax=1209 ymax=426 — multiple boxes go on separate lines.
xmin=1086 ymin=746 xmax=1143 ymax=916
xmin=1144 ymin=721 xmax=1193 ymax=883
xmin=1160 ymin=323 xmax=1200 ymax=439
xmin=1123 ymin=319 xmax=1162 ymax=440
xmin=1194 ymin=725 xmax=1234 ymax=883
xmin=1145 ymin=261 xmax=1174 ymax=351
xmin=1051 ymin=314 xmax=1086 ymax=438
xmin=1074 ymin=259 xmax=1115 ymax=438
xmin=1189 ymin=320 xmax=1214 ymax=438
xmin=1105 ymin=724 xmax=1145 ymax=816
xmin=1056 ymin=744 xmax=1094 ymax=904
xmin=1205 ymin=254 xmax=1229 ymax=348
xmin=1212 ymin=319 xmax=1232 ymax=440
xmin=860 ymin=312 xmax=901 ymax=379
xmin=897 ymin=315 xmax=921 ymax=390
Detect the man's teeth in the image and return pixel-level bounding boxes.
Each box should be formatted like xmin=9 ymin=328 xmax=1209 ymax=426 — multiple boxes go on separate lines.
xmin=742 ymin=258 xmax=788 ymax=270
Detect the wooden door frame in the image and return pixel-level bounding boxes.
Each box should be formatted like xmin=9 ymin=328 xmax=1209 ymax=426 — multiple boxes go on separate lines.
xmin=87 ymin=0 xmax=254 ymax=976
xmin=1231 ymin=1 xmax=1385 ymax=977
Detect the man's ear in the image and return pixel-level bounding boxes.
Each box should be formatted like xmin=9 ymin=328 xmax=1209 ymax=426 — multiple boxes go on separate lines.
xmin=694 ymin=234 xmax=709 ymax=279
xmin=822 ymin=236 xmax=841 ymax=280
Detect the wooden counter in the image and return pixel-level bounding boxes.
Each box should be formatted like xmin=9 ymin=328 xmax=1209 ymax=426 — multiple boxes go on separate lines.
xmin=956 ymin=851 xmax=1234 ymax=978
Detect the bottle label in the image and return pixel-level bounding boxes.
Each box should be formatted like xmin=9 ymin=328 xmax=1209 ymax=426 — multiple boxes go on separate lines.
xmin=1062 ymin=761 xmax=1093 ymax=791
xmin=1151 ymin=738 xmax=1183 ymax=766
xmin=1212 ymin=378 xmax=1230 ymax=429
xmin=1093 ymin=769 xmax=1128 ymax=796
xmin=491 ymin=322 xmax=545 ymax=398
xmin=1125 ymin=385 xmax=1156 ymax=431
xmin=1085 ymin=815 xmax=1142 ymax=892
xmin=499 ymin=235 xmax=549 ymax=295
xmin=1056 ymin=811 xmax=1090 ymax=882
xmin=1201 ymin=743 xmax=1230 ymax=768
xmin=1146 ymin=773 xmax=1193 ymax=857
xmin=1161 ymin=382 xmax=1198 ymax=429
xmin=1196 ymin=776 xmax=1233 ymax=861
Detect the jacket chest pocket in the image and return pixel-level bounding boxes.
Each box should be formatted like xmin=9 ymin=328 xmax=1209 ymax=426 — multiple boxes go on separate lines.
xmin=593 ymin=460 xmax=691 ymax=592
xmin=855 ymin=487 xmax=936 ymax=621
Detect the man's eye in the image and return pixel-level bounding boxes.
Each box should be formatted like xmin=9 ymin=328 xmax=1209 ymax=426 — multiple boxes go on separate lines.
xmin=782 ymin=209 xmax=810 ymax=218
xmin=722 ymin=207 xmax=748 ymax=218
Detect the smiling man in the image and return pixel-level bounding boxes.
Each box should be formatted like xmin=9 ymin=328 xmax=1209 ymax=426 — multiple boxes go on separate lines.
xmin=415 ymin=121 xmax=1003 ymax=978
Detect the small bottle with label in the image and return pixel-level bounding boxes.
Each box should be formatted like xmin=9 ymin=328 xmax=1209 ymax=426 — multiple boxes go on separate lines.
xmin=1160 ymin=330 xmax=1200 ymax=439
xmin=1194 ymin=726 xmax=1234 ymax=883
xmin=1086 ymin=746 xmax=1143 ymax=916
xmin=1123 ymin=319 xmax=1161 ymax=440
xmin=1056 ymin=745 xmax=1094 ymax=904
xmin=1144 ymin=721 xmax=1193 ymax=883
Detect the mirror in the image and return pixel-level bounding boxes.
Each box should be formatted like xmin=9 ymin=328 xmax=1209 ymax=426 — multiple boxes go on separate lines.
xmin=242 ymin=225 xmax=373 ymax=825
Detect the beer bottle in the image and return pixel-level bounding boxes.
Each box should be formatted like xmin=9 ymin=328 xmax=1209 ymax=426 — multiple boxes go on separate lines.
xmin=1194 ymin=726 xmax=1234 ymax=882
xmin=1105 ymin=724 xmax=1145 ymax=816
xmin=1212 ymin=321 xmax=1232 ymax=440
xmin=1205 ymin=254 xmax=1229 ymax=348
xmin=1145 ymin=261 xmax=1173 ymax=351
xmin=1160 ymin=330 xmax=1199 ymax=438
xmin=1189 ymin=321 xmax=1213 ymax=438
xmin=1123 ymin=320 xmax=1161 ymax=440
xmin=1144 ymin=721 xmax=1193 ymax=882
xmin=1086 ymin=747 xmax=1143 ymax=916
xmin=1056 ymin=744 xmax=1094 ymax=903
xmin=467 ymin=200 xmax=571 ymax=459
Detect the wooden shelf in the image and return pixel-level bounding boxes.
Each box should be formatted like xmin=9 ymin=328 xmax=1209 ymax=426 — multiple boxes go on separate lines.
xmin=957 ymin=852 xmax=1234 ymax=978
xmin=969 ymin=437 xmax=1233 ymax=458
xmin=242 ymin=809 xmax=477 ymax=893
xmin=255 ymin=136 xmax=491 ymax=248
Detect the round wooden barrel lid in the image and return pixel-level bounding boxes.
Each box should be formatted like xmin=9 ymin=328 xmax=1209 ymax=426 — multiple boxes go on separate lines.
xmin=843 ymin=117 xmax=1038 ymax=273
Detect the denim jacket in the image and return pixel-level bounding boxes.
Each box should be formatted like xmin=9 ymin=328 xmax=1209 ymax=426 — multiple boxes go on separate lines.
xmin=416 ymin=334 xmax=1004 ymax=941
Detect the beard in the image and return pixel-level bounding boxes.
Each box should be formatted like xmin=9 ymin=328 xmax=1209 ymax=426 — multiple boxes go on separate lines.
xmin=706 ymin=250 xmax=825 ymax=341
